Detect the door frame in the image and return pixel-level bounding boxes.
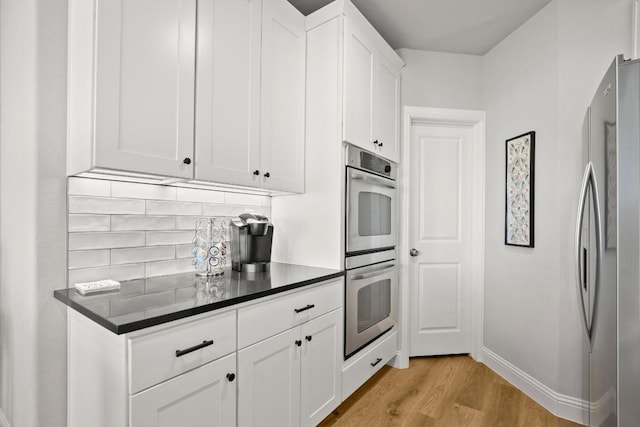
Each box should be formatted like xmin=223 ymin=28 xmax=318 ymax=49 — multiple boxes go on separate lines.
xmin=393 ymin=106 xmax=485 ymax=368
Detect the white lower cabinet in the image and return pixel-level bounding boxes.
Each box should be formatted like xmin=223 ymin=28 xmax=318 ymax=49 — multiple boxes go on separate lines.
xmin=300 ymin=309 xmax=343 ymax=426
xmin=67 ymin=278 xmax=345 ymax=427
xmin=131 ymin=353 xmax=237 ymax=427
xmin=238 ymin=308 xmax=343 ymax=427
xmin=238 ymin=327 xmax=302 ymax=427
xmin=341 ymin=329 xmax=397 ymax=400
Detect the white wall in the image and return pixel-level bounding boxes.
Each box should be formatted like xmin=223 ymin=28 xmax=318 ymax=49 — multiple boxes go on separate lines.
xmin=0 ymin=0 xmax=68 ymax=425
xmin=483 ymin=0 xmax=562 ymax=394
xmin=482 ymin=0 xmax=633 ymax=411
xmin=397 ymin=48 xmax=484 ymax=110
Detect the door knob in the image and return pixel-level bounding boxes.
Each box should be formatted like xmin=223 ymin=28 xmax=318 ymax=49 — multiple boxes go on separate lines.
xmin=410 ymin=248 xmax=419 ymax=257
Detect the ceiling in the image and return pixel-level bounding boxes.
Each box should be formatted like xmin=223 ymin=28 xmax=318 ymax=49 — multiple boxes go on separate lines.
xmin=287 ymin=0 xmax=552 ymax=55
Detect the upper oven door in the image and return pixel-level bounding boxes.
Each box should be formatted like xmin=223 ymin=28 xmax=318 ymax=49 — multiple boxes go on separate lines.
xmin=346 ymin=167 xmax=397 ymax=254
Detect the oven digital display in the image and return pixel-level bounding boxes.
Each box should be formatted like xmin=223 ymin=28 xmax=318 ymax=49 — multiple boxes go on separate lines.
xmin=360 ymin=151 xmax=392 ymax=177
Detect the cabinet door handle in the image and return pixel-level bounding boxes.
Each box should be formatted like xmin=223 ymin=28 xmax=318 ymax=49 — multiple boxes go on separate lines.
xmin=378 ymin=142 xmax=383 ymax=148
xmin=253 ymin=170 xmax=260 ymax=176
xmin=226 ymin=373 xmax=236 ymax=382
xmin=175 ymin=340 xmax=213 ymax=357
xmin=294 ymin=304 xmax=315 ymax=313
xmin=295 ymin=340 xmax=302 ymax=347
xmin=183 ymin=157 xmax=192 ymax=165
xmin=264 ymin=172 xmax=271 ymax=178
xmin=305 ymin=335 xmax=312 ymax=342
xmin=373 ymin=140 xmax=379 ymax=145
xmin=370 ymin=357 xmax=383 ymax=367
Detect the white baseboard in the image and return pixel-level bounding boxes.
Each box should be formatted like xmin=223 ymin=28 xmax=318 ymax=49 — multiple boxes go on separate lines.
xmin=391 ymin=350 xmax=409 ymax=369
xmin=0 ymin=408 xmax=10 ymax=427
xmin=481 ymin=347 xmax=588 ymax=425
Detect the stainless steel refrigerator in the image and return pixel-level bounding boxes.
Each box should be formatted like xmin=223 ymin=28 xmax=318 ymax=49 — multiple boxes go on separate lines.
xmin=576 ymin=54 xmax=640 ymax=427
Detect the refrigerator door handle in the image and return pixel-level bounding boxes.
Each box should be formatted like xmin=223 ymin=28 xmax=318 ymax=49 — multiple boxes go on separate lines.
xmin=575 ymin=162 xmax=594 ymax=348
xmin=589 ymin=163 xmax=604 ymax=342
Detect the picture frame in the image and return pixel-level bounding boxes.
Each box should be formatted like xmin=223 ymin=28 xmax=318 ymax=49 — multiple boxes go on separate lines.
xmin=505 ymin=131 xmax=535 ymax=248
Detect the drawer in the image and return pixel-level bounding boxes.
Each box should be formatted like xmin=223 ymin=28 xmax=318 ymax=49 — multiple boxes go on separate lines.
xmin=342 ymin=330 xmax=397 ymax=400
xmin=237 ymin=278 xmax=343 ymax=349
xmin=128 ymin=310 xmax=236 ymax=394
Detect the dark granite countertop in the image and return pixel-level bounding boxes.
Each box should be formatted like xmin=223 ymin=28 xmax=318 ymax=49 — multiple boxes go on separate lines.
xmin=54 ymin=263 xmax=344 ymax=334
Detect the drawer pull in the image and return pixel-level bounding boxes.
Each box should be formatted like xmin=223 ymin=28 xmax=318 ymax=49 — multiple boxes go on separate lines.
xmin=371 ymin=357 xmax=383 ymax=367
xmin=175 ymin=340 xmax=214 ymax=358
xmin=305 ymin=335 xmax=312 ymax=342
xmin=295 ymin=340 xmax=302 ymax=347
xmin=294 ymin=304 xmax=315 ymax=313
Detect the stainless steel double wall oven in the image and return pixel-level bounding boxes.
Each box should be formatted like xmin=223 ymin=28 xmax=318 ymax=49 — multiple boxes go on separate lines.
xmin=344 ymin=144 xmax=398 ymax=358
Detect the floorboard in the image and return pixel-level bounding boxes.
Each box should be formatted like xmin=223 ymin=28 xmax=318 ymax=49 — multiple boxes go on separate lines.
xmin=318 ymin=355 xmax=583 ymax=427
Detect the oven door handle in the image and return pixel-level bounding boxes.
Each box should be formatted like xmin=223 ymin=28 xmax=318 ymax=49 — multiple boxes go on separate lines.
xmin=349 ymin=264 xmax=395 ymax=280
xmin=349 ymin=169 xmax=397 ymax=189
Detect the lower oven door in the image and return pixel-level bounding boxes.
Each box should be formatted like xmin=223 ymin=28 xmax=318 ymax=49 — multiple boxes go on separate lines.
xmin=345 ymin=260 xmax=397 ymax=357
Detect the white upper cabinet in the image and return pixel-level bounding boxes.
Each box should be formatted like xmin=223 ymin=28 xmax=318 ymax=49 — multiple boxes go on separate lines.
xmin=260 ymin=0 xmax=306 ymax=193
xmin=374 ymin=54 xmax=401 ymax=162
xmin=195 ymin=0 xmax=262 ymax=187
xmin=69 ymin=0 xmax=197 ymax=178
xmin=68 ymin=0 xmax=305 ymax=192
xmin=343 ymin=20 xmax=375 ymax=149
xmin=340 ymin=1 xmax=403 ymax=162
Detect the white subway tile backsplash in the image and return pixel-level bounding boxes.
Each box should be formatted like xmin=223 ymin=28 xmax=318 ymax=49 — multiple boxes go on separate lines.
xmin=176 ymin=187 xmax=225 ymax=204
xmin=68 ymin=177 xmax=111 ymax=197
xmin=146 ymin=200 xmax=201 ymax=216
xmin=175 ymin=216 xmax=198 ymax=230
xmin=224 ymin=192 xmax=264 ymax=206
xmin=69 ymin=196 xmax=145 ymax=215
xmin=68 ymin=250 xmax=111 ymax=269
xmin=175 ymin=244 xmax=193 ymax=259
xmin=68 ymin=179 xmax=270 ymax=284
xmin=111 ymin=181 xmax=177 ymax=201
xmin=202 ymin=203 xmax=245 ymax=217
xmin=69 ymin=232 xmax=145 ymax=250
xmin=111 ymin=246 xmax=175 ymax=265
xmin=146 ymin=258 xmax=193 ymax=278
xmin=68 ymin=264 xmax=146 ymax=286
xmin=68 ymin=214 xmax=110 ymax=232
xmin=111 ymin=215 xmax=175 ymax=231
xmin=146 ymin=231 xmax=193 ymax=246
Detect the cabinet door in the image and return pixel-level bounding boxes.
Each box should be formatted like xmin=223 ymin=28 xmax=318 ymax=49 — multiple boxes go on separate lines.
xmin=300 ymin=309 xmax=343 ymax=427
xmin=343 ymin=19 xmax=375 ymax=152
xmin=94 ymin=0 xmax=195 ymax=178
xmin=130 ymin=353 xmax=236 ymax=427
xmin=238 ymin=327 xmax=301 ymax=427
xmin=195 ymin=0 xmax=261 ymax=186
xmin=374 ymin=55 xmax=401 ymax=162
xmin=260 ymin=0 xmax=306 ymax=193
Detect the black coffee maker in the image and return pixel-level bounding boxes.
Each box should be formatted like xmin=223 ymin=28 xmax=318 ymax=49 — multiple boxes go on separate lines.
xmin=229 ymin=213 xmax=274 ymax=272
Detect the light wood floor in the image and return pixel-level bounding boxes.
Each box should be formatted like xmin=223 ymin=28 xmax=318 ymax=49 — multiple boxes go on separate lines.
xmin=319 ymin=355 xmax=582 ymax=427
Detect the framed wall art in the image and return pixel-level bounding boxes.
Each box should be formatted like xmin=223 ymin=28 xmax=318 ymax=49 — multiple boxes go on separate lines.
xmin=505 ymin=131 xmax=535 ymax=248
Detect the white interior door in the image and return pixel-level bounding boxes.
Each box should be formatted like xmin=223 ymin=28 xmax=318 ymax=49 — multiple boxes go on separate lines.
xmin=409 ymin=123 xmax=473 ymax=356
